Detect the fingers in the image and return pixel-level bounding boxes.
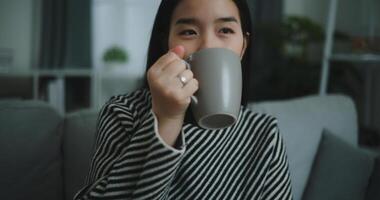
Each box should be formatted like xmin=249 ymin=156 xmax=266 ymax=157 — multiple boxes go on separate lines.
xmin=182 ymin=78 xmax=199 ymax=103
xmin=148 ymin=44 xmax=197 ymax=102
xmin=148 ymin=45 xmax=197 ymax=121
xmin=147 ymin=52 xmax=177 ymax=83
xmin=163 ymin=59 xmax=187 ymax=76
xmin=151 ymin=45 xmax=186 ymax=71
xmin=177 ymin=69 xmax=194 ymax=89
xmin=149 ymin=54 xmax=187 ymax=85
xmin=165 ymin=77 xmax=198 ymax=105
xmin=178 ymin=69 xmax=194 ymax=84
xmin=153 ymin=52 xmax=178 ymax=71
xmin=171 ymin=45 xmax=185 ymax=59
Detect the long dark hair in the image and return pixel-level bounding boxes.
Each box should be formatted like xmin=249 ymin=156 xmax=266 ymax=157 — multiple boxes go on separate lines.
xmin=143 ymin=0 xmax=253 ymax=106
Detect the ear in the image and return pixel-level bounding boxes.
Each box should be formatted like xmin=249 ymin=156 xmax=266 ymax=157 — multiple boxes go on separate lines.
xmin=240 ymin=32 xmax=250 ymax=59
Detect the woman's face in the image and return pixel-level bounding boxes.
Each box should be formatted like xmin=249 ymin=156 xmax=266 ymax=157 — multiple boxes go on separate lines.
xmin=168 ymin=0 xmax=247 ymax=59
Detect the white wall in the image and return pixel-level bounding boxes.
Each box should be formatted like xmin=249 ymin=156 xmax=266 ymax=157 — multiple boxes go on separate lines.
xmin=92 ymin=0 xmax=161 ymax=77
xmin=92 ymin=0 xmax=161 ymax=106
xmin=0 ymin=0 xmax=39 ymax=70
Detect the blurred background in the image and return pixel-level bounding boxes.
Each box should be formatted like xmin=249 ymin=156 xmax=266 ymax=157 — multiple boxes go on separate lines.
xmin=0 ymin=0 xmax=379 ymax=146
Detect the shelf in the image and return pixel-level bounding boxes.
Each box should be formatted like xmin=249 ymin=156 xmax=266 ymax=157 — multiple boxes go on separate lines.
xmin=320 ymin=0 xmax=379 ymax=96
xmin=36 ymin=69 xmax=94 ymax=76
xmin=0 ymin=68 xmax=33 ymax=76
xmin=0 ymin=69 xmax=95 ymax=115
xmin=0 ymin=68 xmax=145 ymax=114
xmin=0 ymin=69 xmax=94 ymax=77
xmin=330 ymin=53 xmax=380 ymax=63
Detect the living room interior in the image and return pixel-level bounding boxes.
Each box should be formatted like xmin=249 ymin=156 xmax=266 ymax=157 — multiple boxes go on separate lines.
xmin=0 ymin=0 xmax=379 ymax=200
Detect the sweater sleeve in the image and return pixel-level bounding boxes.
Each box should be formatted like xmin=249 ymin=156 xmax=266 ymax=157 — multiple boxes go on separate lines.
xmin=261 ymin=122 xmax=293 ymax=200
xmin=74 ymin=99 xmax=186 ymax=200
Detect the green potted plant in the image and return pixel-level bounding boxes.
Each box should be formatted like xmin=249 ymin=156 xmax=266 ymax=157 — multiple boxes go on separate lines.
xmin=282 ymin=15 xmax=324 ymax=62
xmin=102 ymin=46 xmax=129 ymax=70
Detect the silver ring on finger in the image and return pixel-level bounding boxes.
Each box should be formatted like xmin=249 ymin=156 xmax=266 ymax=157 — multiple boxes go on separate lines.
xmin=178 ymin=75 xmax=187 ymax=87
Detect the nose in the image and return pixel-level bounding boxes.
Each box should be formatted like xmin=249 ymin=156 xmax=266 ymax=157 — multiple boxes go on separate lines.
xmin=197 ymin=32 xmax=222 ymax=51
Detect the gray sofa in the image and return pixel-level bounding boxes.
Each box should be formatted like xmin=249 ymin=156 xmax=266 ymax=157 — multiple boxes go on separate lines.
xmin=0 ymin=94 xmax=378 ymax=200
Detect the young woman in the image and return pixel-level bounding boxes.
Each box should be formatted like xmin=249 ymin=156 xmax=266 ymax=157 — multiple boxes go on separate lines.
xmin=75 ymin=0 xmax=293 ymax=199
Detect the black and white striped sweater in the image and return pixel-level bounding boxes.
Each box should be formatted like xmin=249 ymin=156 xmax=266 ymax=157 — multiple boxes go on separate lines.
xmin=75 ymin=89 xmax=293 ymax=200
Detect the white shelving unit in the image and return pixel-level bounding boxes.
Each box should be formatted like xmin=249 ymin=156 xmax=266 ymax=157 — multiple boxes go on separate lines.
xmin=0 ymin=69 xmax=96 ymax=114
xmin=0 ymin=68 xmax=144 ymax=114
xmin=94 ymin=68 xmax=144 ymax=109
xmin=319 ymin=0 xmax=380 ymax=126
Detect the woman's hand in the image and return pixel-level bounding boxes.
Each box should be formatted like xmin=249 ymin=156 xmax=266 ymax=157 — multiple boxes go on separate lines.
xmin=147 ymin=45 xmax=199 ymax=147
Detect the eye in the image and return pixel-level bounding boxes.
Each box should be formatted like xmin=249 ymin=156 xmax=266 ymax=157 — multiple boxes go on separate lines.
xmin=219 ymin=27 xmax=235 ymax=34
xmin=179 ymin=29 xmax=197 ymax=36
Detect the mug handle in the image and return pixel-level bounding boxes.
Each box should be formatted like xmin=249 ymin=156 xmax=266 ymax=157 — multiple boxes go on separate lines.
xmin=184 ymin=59 xmax=199 ymax=105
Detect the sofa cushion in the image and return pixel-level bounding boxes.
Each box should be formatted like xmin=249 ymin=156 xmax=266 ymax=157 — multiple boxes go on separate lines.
xmin=63 ymin=109 xmax=98 ymax=200
xmin=302 ymin=130 xmax=374 ymax=200
xmin=366 ymin=155 xmax=380 ymax=200
xmin=0 ymin=100 xmax=63 ymax=200
xmin=248 ymin=95 xmax=357 ymax=200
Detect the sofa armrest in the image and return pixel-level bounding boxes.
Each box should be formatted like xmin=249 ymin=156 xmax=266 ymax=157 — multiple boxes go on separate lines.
xmin=0 ymin=100 xmax=64 ymax=200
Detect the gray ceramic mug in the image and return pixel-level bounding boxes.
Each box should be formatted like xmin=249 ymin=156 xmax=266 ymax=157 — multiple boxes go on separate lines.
xmin=186 ymin=48 xmax=242 ymax=130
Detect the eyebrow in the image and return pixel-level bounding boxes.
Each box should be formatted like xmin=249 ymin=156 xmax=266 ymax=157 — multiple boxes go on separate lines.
xmin=175 ymin=16 xmax=239 ymax=25
xmin=175 ymin=18 xmax=198 ymax=25
xmin=216 ymin=17 xmax=239 ymax=23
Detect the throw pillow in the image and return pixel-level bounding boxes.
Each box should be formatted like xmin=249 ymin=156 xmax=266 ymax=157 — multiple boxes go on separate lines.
xmin=302 ymin=129 xmax=374 ymax=200
xmin=365 ymin=155 xmax=380 ymax=200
